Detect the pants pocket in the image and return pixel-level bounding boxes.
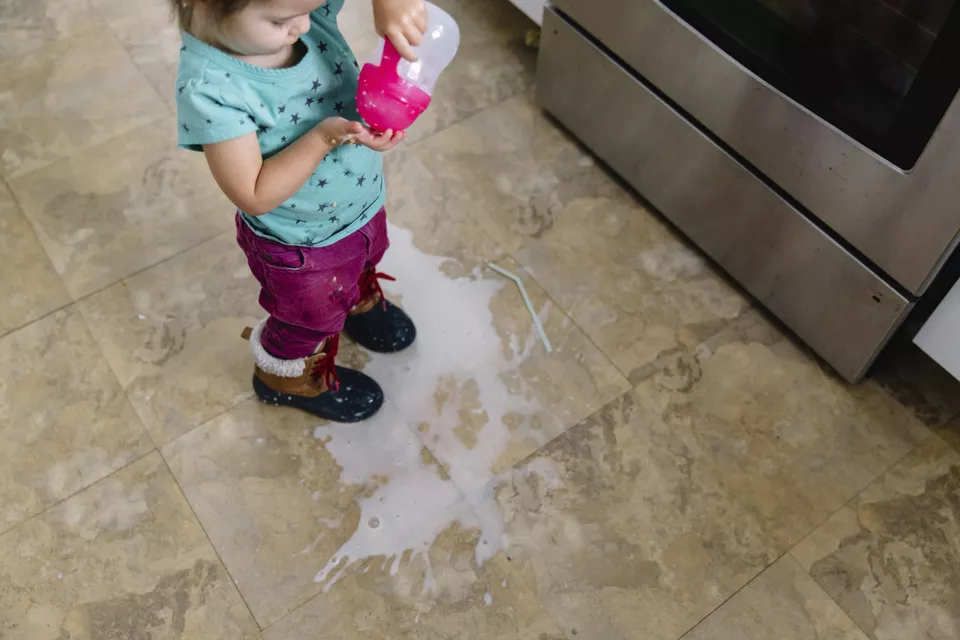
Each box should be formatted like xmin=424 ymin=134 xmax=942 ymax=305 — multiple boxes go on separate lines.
xmin=261 ymin=244 xmax=306 ymax=271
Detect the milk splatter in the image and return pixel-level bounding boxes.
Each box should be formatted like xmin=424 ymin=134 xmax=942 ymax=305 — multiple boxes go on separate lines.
xmin=312 ymin=223 xmax=559 ymax=591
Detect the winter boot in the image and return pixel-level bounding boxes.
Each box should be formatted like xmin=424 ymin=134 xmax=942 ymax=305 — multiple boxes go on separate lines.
xmin=242 ymin=320 xmax=383 ymax=423
xmin=343 ymin=270 xmax=416 ymax=353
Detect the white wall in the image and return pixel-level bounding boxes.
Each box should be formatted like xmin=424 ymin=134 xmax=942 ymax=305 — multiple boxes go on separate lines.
xmin=915 ymin=279 xmax=960 ymax=382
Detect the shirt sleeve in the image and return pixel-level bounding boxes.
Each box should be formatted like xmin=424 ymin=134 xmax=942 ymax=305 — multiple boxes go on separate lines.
xmin=176 ymin=77 xmax=258 ymax=151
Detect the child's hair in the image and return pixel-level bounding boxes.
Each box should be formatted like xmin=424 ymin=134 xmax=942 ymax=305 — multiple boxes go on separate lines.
xmin=169 ymin=0 xmax=253 ymax=29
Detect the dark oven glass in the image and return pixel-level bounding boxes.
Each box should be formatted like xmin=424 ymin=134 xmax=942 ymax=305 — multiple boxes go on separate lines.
xmin=660 ymin=0 xmax=960 ymax=169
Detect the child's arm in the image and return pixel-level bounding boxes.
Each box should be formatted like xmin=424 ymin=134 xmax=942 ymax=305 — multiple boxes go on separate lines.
xmin=203 ymin=119 xmax=402 ymax=216
xmin=373 ymin=0 xmax=428 ymax=61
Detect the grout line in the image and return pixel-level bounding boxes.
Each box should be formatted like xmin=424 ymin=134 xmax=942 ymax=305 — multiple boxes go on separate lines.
xmin=0 ymin=448 xmax=157 ymax=540
xmin=98 ymin=15 xmax=174 ymax=115
xmin=0 ymin=174 xmax=75 ymax=338
xmin=0 ymin=300 xmax=76 ymax=341
xmin=159 ymin=453 xmax=264 ymax=632
xmin=75 ymin=228 xmax=235 ymax=304
xmin=673 ymin=433 xmax=931 ymax=640
xmin=145 ymin=389 xmax=257 ymax=451
xmin=92 ymin=7 xmax=178 ymax=118
xmin=507 ymin=254 xmax=629 ymax=383
xmin=673 ymin=548 xmax=793 ymax=640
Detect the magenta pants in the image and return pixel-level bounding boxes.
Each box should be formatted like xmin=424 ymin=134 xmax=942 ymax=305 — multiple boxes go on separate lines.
xmin=236 ymin=210 xmax=389 ymax=359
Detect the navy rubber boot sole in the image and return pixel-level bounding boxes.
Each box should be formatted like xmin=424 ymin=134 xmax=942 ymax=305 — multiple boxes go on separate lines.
xmin=343 ymin=300 xmax=416 ymax=354
xmin=253 ymin=366 xmax=384 ymax=423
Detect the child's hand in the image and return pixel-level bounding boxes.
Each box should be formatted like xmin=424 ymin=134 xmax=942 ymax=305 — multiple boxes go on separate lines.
xmin=316 ymin=118 xmax=406 ymax=152
xmin=354 ymin=128 xmax=406 ymax=152
xmin=315 ymin=117 xmax=366 ymax=147
xmin=373 ymin=0 xmax=427 ymax=61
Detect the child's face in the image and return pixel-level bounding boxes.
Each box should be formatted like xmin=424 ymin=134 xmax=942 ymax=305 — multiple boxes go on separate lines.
xmin=216 ymin=0 xmax=326 ymax=56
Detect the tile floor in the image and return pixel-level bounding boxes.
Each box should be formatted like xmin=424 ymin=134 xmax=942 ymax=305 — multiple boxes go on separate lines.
xmin=2 ymin=1 xmax=960 ymax=639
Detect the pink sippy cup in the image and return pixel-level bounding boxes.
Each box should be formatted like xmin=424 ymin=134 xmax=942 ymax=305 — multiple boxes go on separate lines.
xmin=356 ymin=2 xmax=460 ymax=132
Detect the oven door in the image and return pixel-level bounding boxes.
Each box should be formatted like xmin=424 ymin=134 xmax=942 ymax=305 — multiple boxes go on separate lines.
xmin=552 ymin=0 xmax=960 ymax=295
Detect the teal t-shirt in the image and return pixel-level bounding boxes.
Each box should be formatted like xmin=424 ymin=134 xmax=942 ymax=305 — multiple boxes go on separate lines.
xmin=175 ymin=0 xmax=385 ymax=248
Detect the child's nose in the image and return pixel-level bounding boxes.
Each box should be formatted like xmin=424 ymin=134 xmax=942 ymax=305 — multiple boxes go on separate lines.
xmin=292 ymin=14 xmax=310 ymax=35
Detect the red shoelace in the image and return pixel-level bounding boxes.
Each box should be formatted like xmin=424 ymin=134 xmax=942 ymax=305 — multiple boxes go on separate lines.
xmin=312 ymin=333 xmax=340 ymax=391
xmin=357 ymin=270 xmax=396 ymax=312
xmin=312 ymin=271 xmax=394 ymax=392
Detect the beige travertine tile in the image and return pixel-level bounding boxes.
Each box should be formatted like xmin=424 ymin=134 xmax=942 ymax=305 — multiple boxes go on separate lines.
xmin=0 ymin=453 xmax=258 ymax=640
xmin=163 ymin=397 xmax=459 ymax=627
xmin=385 ymin=149 xmax=506 ymax=267
xmin=395 ymin=93 xmax=747 ymax=379
xmin=0 ymin=0 xmax=102 ymax=62
xmin=261 ymin=551 xmax=565 ymax=639
xmin=635 ymin=310 xmax=930 ymax=551
xmin=89 ymin=0 xmax=182 ymax=103
xmin=8 ymin=120 xmax=233 ymax=298
xmin=0 ymin=308 xmax=152 ymax=532
xmin=494 ymin=310 xmax=930 ymax=640
xmin=163 ymin=400 xmax=496 ymax=626
xmin=0 ymin=29 xmax=167 ymax=180
xmin=0 ymin=182 xmax=70 ymax=334
xmin=683 ymin=555 xmax=869 ymax=640
xmin=493 ymin=392 xmax=780 ymax=640
xmin=792 ymin=435 xmax=960 ymax=640
xmin=79 ymin=233 xmax=263 ymax=446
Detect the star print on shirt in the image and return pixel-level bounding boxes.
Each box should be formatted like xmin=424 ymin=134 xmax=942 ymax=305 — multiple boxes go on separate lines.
xmin=258 ymin=125 xmax=268 ymax=133
xmin=334 ymin=102 xmax=344 ymax=114
xmin=353 ymin=60 xmax=360 ymax=69
xmin=318 ymin=203 xmax=329 ymax=212
xmin=278 ymin=105 xmax=286 ymax=114
xmin=178 ymin=85 xmax=185 ymax=95
xmin=296 ymin=219 xmax=305 ymax=224
xmin=328 ymin=215 xmax=339 ymax=223
xmin=312 ymin=78 xmax=322 ymax=91
xmin=182 ymin=123 xmax=189 ymax=132
xmin=291 ymin=113 xmax=300 ymax=124
xmin=306 ymin=97 xmax=314 ymax=106
xmin=318 ymin=41 xmax=329 ymax=53
xmin=334 ymin=62 xmax=343 ymax=76
xmin=323 ymin=4 xmax=332 ymax=16
xmin=356 ymin=175 xmax=366 ymax=187
xmin=290 ymin=203 xmax=297 ymax=209
xmin=317 ymin=179 xmax=328 ymax=188
xmin=281 ymin=136 xmax=288 ymax=143
xmin=373 ymin=174 xmax=380 ymax=183
xmin=225 ymin=72 xmax=231 ymax=79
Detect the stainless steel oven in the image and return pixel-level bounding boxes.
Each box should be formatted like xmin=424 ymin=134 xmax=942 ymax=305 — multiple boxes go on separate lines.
xmin=537 ymin=0 xmax=960 ymax=381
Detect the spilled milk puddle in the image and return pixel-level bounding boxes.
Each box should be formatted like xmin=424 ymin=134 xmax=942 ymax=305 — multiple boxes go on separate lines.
xmin=306 ymin=223 xmax=560 ymax=593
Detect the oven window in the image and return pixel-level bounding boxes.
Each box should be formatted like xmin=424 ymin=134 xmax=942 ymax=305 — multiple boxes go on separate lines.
xmin=660 ymin=0 xmax=960 ymax=169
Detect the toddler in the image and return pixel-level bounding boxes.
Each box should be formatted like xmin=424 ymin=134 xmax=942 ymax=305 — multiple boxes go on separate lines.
xmin=171 ymin=0 xmax=426 ymax=422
